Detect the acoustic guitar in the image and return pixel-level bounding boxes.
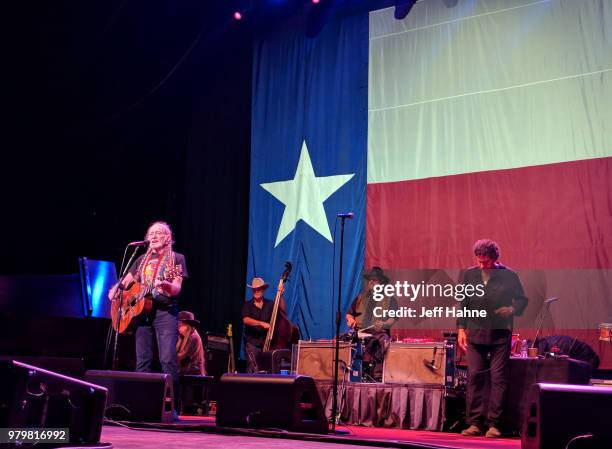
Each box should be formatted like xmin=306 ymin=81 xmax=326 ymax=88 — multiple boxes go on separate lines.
xmin=110 ymin=264 xmax=183 ymax=333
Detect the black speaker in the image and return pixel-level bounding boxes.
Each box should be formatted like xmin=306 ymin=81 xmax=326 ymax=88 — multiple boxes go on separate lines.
xmin=255 ymin=349 xmax=292 ymax=373
xmin=205 ymin=349 xmax=229 ymax=378
xmin=179 ymin=375 xmax=214 ymax=416
xmin=0 ymin=360 xmax=107 ymax=446
xmin=522 ymin=383 xmax=612 ymax=449
xmin=85 ymin=370 xmax=174 ymax=423
xmin=216 ymin=373 xmax=327 ymax=434
xmin=507 ymin=357 xmax=592 ymax=432
xmin=0 ymin=355 xmax=85 ymax=378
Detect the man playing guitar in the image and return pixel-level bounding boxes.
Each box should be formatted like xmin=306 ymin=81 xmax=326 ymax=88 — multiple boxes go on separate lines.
xmin=108 ymin=221 xmax=187 ymax=417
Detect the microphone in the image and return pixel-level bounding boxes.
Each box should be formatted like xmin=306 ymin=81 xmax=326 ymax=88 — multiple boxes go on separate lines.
xmin=423 ymin=359 xmax=440 ymax=371
xmin=337 ymin=212 xmax=354 ymax=219
xmin=127 ymin=240 xmax=150 ymax=247
xmin=423 ymin=347 xmax=440 ymax=371
xmin=544 ymin=297 xmax=559 ymax=304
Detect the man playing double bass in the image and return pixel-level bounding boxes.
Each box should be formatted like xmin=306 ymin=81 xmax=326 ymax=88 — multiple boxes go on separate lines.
xmin=241 ymin=277 xmax=286 ymax=373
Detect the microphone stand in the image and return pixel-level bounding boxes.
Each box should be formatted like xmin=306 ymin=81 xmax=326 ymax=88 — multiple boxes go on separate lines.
xmin=331 ymin=215 xmax=350 ymax=432
xmin=110 ymin=244 xmax=143 ymax=370
xmin=530 ymin=298 xmax=558 ymax=350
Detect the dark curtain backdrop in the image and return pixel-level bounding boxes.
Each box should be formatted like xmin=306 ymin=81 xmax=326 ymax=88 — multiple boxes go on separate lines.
xmin=3 ymin=1 xmax=253 ymax=350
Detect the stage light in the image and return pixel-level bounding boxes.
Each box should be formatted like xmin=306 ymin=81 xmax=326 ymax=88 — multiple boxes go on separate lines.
xmin=394 ymin=0 xmax=417 ymax=20
xmin=233 ymin=11 xmax=243 ymax=21
xmin=312 ymin=0 xmax=321 ymax=4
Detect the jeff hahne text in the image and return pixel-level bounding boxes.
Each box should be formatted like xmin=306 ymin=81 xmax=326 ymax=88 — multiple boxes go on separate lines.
xmin=372 ymin=282 xmax=487 ymax=319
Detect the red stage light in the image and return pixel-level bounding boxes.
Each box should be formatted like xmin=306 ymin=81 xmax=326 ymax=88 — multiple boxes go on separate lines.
xmin=312 ymin=0 xmax=321 ymax=4
xmin=233 ymin=11 xmax=242 ymax=21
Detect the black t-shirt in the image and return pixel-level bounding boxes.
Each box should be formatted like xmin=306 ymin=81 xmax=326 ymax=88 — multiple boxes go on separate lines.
xmin=129 ymin=251 xmax=187 ymax=312
xmin=241 ymin=298 xmax=274 ymax=348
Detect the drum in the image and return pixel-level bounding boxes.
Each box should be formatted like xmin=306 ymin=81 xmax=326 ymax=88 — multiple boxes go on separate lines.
xmin=599 ymin=323 xmax=612 ymax=341
xmin=349 ymin=341 xmax=363 ymax=382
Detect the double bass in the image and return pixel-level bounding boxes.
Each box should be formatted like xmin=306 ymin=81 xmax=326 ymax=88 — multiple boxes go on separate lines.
xmin=262 ymin=262 xmax=299 ymax=352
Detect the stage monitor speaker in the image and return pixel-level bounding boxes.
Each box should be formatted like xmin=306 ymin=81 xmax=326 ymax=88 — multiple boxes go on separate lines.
xmin=85 ymin=370 xmax=174 ymax=423
xmin=383 ymin=342 xmax=448 ymax=385
xmin=216 ymin=373 xmax=328 ymax=434
xmin=521 ymin=383 xmax=612 ymax=449
xmin=0 ymin=360 xmax=107 ymax=446
xmin=0 ymin=355 xmax=85 ymax=378
xmin=293 ymin=340 xmax=351 ymax=380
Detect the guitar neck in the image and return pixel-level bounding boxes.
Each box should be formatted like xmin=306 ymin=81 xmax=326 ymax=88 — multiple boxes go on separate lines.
xmin=263 ymin=279 xmax=284 ymax=352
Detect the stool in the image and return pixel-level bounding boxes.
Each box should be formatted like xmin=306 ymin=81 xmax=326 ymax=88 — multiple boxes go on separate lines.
xmin=179 ymin=375 xmax=214 ymax=415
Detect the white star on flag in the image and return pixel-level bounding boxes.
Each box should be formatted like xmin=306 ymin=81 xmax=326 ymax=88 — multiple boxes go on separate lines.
xmin=260 ymin=141 xmax=354 ymax=247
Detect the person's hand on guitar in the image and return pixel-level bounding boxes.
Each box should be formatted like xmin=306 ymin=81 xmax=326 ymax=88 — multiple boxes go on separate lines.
xmin=346 ymin=314 xmax=356 ymax=329
xmin=153 ymin=267 xmax=184 ymax=297
xmin=258 ymin=321 xmax=271 ymax=330
xmin=108 ymin=273 xmax=134 ymax=300
xmin=154 ymin=278 xmax=169 ymax=295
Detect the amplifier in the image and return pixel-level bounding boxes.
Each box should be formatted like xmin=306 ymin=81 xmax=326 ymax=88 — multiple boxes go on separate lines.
xmin=204 ymin=333 xmax=229 ymax=352
xmin=292 ymin=340 xmax=352 ymax=381
xmin=383 ymin=342 xmax=454 ymax=386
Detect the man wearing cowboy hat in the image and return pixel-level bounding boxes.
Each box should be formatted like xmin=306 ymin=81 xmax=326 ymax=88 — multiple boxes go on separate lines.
xmin=176 ymin=311 xmax=205 ymax=376
xmin=242 ymin=277 xmax=286 ymax=373
xmin=345 ymin=266 xmax=397 ymax=381
xmin=346 ymin=267 xmax=397 ymax=334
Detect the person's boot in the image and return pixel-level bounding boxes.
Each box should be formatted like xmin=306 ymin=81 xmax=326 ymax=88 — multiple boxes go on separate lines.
xmin=485 ymin=426 xmax=502 ymax=438
xmin=461 ymin=425 xmax=482 ymax=436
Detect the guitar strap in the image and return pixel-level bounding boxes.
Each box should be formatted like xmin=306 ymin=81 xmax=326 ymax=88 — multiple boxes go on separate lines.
xmin=140 ymin=250 xmax=174 ymax=285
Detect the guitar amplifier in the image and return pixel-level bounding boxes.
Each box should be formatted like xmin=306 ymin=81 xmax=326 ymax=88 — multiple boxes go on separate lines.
xmin=292 ymin=340 xmax=352 ymax=381
xmin=383 ymin=342 xmax=454 ymax=386
xmin=204 ymin=333 xmax=229 ymax=352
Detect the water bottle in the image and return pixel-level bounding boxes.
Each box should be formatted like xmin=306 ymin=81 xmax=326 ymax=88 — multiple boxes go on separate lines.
xmin=520 ymin=339 xmax=528 ymax=358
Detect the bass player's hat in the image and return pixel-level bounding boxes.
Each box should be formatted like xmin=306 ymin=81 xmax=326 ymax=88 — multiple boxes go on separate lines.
xmin=247 ymin=277 xmax=269 ymax=291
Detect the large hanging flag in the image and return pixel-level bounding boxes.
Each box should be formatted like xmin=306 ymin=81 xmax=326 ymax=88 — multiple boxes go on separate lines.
xmin=248 ymin=15 xmax=368 ymax=340
xmin=248 ymin=0 xmax=612 ymax=344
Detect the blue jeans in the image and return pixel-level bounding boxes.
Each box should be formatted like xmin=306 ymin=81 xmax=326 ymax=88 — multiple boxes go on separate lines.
xmin=135 ymin=308 xmax=179 ymax=380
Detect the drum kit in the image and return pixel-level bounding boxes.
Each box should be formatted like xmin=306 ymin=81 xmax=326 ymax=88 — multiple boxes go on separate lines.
xmin=342 ymin=324 xmax=378 ymax=382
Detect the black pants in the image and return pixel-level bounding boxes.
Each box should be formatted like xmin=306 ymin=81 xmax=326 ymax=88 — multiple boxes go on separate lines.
xmin=466 ymin=340 xmax=511 ymax=428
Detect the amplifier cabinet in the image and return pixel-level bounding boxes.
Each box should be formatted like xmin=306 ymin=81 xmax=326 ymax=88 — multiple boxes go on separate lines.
xmin=293 ymin=340 xmax=351 ymax=381
xmin=383 ymin=342 xmax=451 ymax=385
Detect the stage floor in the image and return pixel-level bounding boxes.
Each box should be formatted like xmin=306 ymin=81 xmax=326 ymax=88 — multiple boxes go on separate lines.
xmin=98 ymin=416 xmax=521 ymax=449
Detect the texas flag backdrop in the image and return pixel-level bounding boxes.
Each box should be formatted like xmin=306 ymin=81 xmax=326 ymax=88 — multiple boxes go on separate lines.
xmin=247 ymin=0 xmax=612 ymax=344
